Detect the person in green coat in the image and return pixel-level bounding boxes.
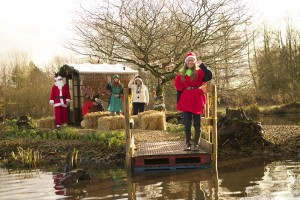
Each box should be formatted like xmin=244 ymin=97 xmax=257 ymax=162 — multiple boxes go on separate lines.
xmin=106 ymin=74 xmax=124 ymax=115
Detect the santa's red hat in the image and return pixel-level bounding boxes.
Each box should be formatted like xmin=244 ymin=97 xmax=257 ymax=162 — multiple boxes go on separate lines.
xmin=185 ymin=51 xmax=197 ymax=63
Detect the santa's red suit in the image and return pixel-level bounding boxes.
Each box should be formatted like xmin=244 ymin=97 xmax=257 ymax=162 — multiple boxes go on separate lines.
xmin=49 ymin=76 xmax=71 ymax=127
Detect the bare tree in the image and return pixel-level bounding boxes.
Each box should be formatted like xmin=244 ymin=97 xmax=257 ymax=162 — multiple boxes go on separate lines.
xmin=252 ymin=18 xmax=300 ymax=103
xmin=43 ymin=55 xmax=77 ymax=78
xmin=67 ymin=0 xmax=250 ymax=83
xmin=0 ymin=51 xmax=55 ymax=118
xmin=244 ymin=26 xmax=260 ymax=92
xmin=0 ymin=61 xmax=10 ymax=95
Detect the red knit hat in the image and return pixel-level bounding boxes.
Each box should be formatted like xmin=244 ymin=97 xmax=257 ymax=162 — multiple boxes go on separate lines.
xmin=185 ymin=51 xmax=197 ymax=63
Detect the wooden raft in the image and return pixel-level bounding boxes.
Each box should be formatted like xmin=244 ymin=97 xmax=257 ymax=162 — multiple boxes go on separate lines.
xmin=124 ymin=84 xmax=218 ymax=172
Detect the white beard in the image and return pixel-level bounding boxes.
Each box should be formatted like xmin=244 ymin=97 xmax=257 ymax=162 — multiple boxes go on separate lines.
xmin=55 ymin=80 xmax=64 ymax=90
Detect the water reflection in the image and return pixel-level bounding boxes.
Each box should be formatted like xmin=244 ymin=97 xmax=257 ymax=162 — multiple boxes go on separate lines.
xmin=129 ymin=169 xmax=218 ymax=199
xmin=218 ymin=158 xmax=268 ymax=198
xmin=1 ymin=159 xmax=300 ymax=199
xmin=242 ymin=161 xmax=300 ymax=199
xmin=0 ymin=168 xmax=58 ymax=200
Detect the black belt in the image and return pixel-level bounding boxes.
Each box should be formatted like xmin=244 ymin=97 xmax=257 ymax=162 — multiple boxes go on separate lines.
xmin=54 ymin=96 xmax=66 ymax=99
xmin=185 ymin=87 xmax=199 ymax=90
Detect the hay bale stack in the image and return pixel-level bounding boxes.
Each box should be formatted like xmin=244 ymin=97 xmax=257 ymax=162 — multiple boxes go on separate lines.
xmin=98 ymin=116 xmax=125 ymax=131
xmin=141 ymin=112 xmax=166 ymax=130
xmin=83 ymin=111 xmax=110 ymax=129
xmin=38 ymin=117 xmax=55 ymax=129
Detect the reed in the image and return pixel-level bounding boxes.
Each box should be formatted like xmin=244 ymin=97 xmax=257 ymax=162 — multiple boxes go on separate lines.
xmin=10 ymin=147 xmax=43 ymax=167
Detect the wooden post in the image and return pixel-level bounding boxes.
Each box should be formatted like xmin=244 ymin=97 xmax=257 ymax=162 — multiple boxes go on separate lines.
xmin=212 ymin=167 xmax=219 ymax=200
xmin=124 ymin=88 xmax=132 ymax=171
xmin=127 ymin=174 xmax=136 ymax=200
xmin=211 ymin=84 xmax=218 ymax=169
xmin=205 ymin=85 xmax=211 ymax=142
xmin=209 ymin=84 xmax=219 ymax=199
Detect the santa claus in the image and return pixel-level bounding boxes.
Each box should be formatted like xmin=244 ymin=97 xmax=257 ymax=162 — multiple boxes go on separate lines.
xmin=49 ymin=76 xmax=71 ymax=128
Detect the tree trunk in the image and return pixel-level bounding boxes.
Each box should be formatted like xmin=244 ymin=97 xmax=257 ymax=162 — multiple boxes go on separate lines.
xmin=153 ymin=79 xmax=166 ymax=111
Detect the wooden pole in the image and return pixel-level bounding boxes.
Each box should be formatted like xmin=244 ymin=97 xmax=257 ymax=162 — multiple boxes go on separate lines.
xmin=127 ymin=174 xmax=136 ymax=200
xmin=124 ymin=88 xmax=132 ymax=171
xmin=210 ymin=84 xmax=219 ymax=199
xmin=205 ymin=85 xmax=211 ymax=142
xmin=212 ymin=167 xmax=219 ymax=200
xmin=211 ymin=84 xmax=218 ymax=169
xmin=125 ymin=87 xmax=136 ymax=198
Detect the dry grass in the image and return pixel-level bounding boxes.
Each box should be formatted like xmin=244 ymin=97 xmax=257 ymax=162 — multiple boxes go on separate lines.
xmin=262 ymin=125 xmax=300 ymax=145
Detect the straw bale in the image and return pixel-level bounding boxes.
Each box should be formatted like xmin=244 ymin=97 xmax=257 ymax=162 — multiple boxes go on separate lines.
xmin=38 ymin=117 xmax=55 ymax=129
xmin=141 ymin=112 xmax=166 ymax=130
xmin=137 ymin=110 xmax=160 ymax=126
xmin=83 ymin=111 xmax=110 ymax=129
xmin=98 ymin=116 xmax=125 ymax=131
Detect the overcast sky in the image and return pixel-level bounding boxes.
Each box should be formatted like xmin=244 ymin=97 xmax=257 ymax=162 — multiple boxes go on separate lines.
xmin=0 ymin=0 xmax=299 ymax=66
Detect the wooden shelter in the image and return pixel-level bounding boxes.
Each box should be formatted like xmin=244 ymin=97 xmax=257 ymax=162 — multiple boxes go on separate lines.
xmin=62 ymin=63 xmax=138 ymax=125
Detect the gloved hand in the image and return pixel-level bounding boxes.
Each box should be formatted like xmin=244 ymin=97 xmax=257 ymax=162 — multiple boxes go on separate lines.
xmin=114 ymin=94 xmax=120 ymax=98
xmin=49 ymin=100 xmax=54 ymax=105
xmin=198 ymin=62 xmax=212 ymax=82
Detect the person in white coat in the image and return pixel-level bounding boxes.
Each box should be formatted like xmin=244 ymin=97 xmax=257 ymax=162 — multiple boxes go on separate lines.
xmin=128 ymin=75 xmax=149 ymax=115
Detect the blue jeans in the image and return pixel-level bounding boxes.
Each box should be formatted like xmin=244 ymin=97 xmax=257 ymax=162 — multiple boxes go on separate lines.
xmin=183 ymin=112 xmax=201 ymax=145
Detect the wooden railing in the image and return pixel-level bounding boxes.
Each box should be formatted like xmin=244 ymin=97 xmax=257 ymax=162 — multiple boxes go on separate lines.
xmin=124 ymin=88 xmax=133 ymax=171
xmin=200 ymin=84 xmax=218 ymax=169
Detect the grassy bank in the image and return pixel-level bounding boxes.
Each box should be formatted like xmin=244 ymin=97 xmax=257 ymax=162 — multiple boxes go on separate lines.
xmin=216 ymin=102 xmax=300 ymax=116
xmin=0 ymin=120 xmax=185 ymax=168
xmin=2 ymin=116 xmax=300 ymax=169
xmin=1 ymin=120 xmax=125 ymax=146
xmin=260 ymin=102 xmax=300 ymax=115
xmin=0 ymin=120 xmax=126 ymax=168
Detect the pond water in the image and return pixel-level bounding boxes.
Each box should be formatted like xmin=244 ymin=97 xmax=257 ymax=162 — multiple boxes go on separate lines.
xmin=1 ymin=114 xmax=299 ymax=200
xmin=1 ymin=158 xmax=300 ymax=200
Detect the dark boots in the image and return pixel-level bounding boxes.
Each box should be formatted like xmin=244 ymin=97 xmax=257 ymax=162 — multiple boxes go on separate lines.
xmin=183 ymin=112 xmax=201 ymax=151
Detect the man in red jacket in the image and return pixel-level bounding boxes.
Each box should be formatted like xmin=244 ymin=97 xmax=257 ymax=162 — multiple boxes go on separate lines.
xmin=49 ymin=76 xmax=71 ymax=128
xmin=174 ymin=51 xmax=212 ymax=151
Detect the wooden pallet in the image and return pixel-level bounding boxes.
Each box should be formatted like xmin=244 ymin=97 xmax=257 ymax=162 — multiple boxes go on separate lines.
xmin=133 ymin=141 xmax=211 ymax=172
